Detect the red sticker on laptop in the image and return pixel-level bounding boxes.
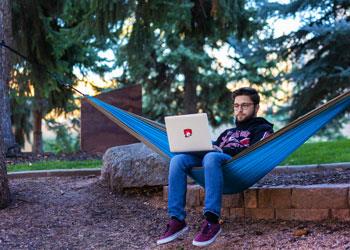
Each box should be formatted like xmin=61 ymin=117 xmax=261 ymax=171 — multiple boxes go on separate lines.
xmin=183 ymin=129 xmax=192 ymax=138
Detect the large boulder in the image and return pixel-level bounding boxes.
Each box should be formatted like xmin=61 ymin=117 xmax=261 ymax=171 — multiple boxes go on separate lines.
xmin=101 ymin=143 xmax=169 ymax=192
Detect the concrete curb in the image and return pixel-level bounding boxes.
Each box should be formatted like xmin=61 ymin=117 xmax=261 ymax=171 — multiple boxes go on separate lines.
xmin=273 ymin=162 xmax=350 ymax=174
xmin=8 ymin=168 xmax=101 ymax=179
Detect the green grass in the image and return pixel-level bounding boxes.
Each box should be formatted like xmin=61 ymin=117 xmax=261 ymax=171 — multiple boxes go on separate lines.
xmin=8 ymin=159 xmax=102 ymax=172
xmin=7 ymin=139 xmax=350 ymax=172
xmin=281 ymin=138 xmax=350 ymax=165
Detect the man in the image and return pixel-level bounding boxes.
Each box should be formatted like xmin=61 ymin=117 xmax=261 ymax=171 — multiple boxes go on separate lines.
xmin=157 ymin=87 xmax=274 ymax=247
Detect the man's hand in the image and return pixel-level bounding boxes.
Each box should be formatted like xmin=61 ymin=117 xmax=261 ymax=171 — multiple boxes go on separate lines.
xmin=213 ymin=145 xmax=223 ymax=152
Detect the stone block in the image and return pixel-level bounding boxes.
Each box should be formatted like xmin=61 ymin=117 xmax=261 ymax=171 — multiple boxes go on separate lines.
xmin=186 ymin=185 xmax=201 ymax=207
xmin=222 ymin=195 xmax=233 ymax=208
xmin=221 ymin=208 xmax=230 ymax=218
xmin=275 ymin=209 xmax=293 ymax=220
xmin=245 ymin=208 xmax=274 ymax=220
xmin=258 ymin=187 xmax=292 ymax=208
xmin=292 ymin=185 xmax=348 ymax=209
xmin=231 ymin=193 xmax=244 ymax=208
xmin=195 ymin=206 xmax=203 ymax=213
xmin=293 ymin=209 xmax=329 ymax=221
xmin=163 ymin=186 xmax=168 ymax=201
xmin=244 ymin=189 xmax=258 ymax=208
xmin=331 ymin=209 xmax=350 ymax=221
xmin=229 ymin=208 xmax=245 ymax=219
xmin=222 ymin=193 xmax=243 ymax=208
xmin=276 ymin=208 xmax=330 ymax=221
xmin=275 ymin=208 xmax=334 ymax=221
xmin=199 ymin=187 xmax=205 ymax=205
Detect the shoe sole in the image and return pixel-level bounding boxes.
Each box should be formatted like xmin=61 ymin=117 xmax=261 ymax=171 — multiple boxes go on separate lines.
xmin=192 ymin=228 xmax=222 ymax=247
xmin=156 ymin=226 xmax=189 ymax=245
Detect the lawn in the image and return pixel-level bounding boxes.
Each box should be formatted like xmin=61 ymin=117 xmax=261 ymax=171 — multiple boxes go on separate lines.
xmin=7 ymin=139 xmax=350 ymax=172
xmin=281 ymin=138 xmax=350 ymax=165
xmin=8 ymin=160 xmax=102 ymax=172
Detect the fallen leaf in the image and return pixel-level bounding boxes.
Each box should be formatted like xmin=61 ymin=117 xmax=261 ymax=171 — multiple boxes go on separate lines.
xmin=293 ymin=228 xmax=309 ymax=237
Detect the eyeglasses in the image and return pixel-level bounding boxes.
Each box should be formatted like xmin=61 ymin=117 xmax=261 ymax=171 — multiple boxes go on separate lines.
xmin=233 ymin=103 xmax=254 ymax=110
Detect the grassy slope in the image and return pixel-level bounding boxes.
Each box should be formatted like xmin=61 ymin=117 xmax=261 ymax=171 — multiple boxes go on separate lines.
xmin=281 ymin=138 xmax=350 ymax=165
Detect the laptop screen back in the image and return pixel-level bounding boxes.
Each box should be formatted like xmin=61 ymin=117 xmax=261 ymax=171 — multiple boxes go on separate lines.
xmin=165 ymin=113 xmax=213 ymax=153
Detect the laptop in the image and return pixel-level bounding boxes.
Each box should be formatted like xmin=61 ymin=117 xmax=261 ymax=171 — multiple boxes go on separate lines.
xmin=164 ymin=113 xmax=214 ymax=153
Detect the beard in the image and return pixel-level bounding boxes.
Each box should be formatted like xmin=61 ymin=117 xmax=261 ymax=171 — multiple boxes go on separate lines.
xmin=235 ymin=111 xmax=256 ymax=123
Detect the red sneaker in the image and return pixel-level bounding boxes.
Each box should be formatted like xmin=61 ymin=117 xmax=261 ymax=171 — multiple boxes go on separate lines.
xmin=157 ymin=218 xmax=189 ymax=245
xmin=192 ymin=220 xmax=221 ymax=247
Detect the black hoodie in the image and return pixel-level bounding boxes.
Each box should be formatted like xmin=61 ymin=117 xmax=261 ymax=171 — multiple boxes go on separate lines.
xmin=213 ymin=117 xmax=274 ymax=156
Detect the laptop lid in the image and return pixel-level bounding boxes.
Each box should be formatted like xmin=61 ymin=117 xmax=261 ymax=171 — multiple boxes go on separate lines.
xmin=165 ymin=113 xmax=213 ymax=153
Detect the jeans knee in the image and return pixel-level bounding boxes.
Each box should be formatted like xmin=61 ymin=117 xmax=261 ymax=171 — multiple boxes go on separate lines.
xmin=169 ymin=154 xmax=189 ymax=173
xmin=202 ymin=152 xmax=229 ymax=169
xmin=202 ymin=152 xmax=221 ymax=164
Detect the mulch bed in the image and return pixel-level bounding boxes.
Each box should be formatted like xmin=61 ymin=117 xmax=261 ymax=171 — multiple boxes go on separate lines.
xmin=255 ymin=167 xmax=350 ymax=187
xmin=2 ymin=152 xmax=350 ymax=249
xmin=1 ymin=176 xmax=350 ymax=249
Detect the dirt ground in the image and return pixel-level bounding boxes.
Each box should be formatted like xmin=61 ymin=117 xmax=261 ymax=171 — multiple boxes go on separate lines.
xmin=1 ymin=176 xmax=350 ymax=250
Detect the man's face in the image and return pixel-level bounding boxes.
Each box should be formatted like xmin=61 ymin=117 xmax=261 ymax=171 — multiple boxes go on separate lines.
xmin=233 ymin=95 xmax=259 ymax=122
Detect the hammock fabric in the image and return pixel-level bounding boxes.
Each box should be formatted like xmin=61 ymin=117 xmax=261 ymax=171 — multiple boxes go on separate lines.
xmin=85 ymin=91 xmax=350 ymax=194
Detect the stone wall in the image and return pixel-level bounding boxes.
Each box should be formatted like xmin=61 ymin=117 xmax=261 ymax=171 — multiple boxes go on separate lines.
xmin=163 ymin=184 xmax=350 ymax=221
xmin=80 ymin=85 xmax=142 ymax=153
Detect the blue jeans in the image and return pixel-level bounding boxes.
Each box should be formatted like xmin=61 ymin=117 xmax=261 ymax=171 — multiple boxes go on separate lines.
xmin=168 ymin=152 xmax=232 ymax=221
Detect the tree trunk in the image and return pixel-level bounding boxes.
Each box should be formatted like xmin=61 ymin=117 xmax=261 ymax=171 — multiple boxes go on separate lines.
xmin=0 ymin=0 xmax=14 ymax=208
xmin=183 ymin=61 xmax=197 ymax=114
xmin=0 ymin=137 xmax=10 ymax=209
xmin=33 ymin=108 xmax=43 ymax=154
xmin=0 ymin=0 xmax=12 ymax=208
xmin=0 ymin=0 xmax=17 ymax=154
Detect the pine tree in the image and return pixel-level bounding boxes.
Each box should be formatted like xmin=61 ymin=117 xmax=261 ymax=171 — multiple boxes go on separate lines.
xmin=10 ymin=1 xmax=111 ymax=152
xmin=261 ymin=0 xmax=350 ymax=121
xmin=87 ymin=0 xmax=263 ymax=126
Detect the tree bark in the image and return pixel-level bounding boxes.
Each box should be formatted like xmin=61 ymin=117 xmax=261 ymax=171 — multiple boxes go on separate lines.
xmin=0 ymin=0 xmax=11 ymax=209
xmin=0 ymin=0 xmax=16 ymax=153
xmin=183 ymin=61 xmax=197 ymax=114
xmin=0 ymin=137 xmax=10 ymax=209
xmin=33 ymin=107 xmax=43 ymax=154
xmin=33 ymin=88 xmax=45 ymax=154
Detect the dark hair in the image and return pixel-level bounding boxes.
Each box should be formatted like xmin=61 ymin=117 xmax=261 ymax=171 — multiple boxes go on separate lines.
xmin=232 ymin=87 xmax=260 ymax=105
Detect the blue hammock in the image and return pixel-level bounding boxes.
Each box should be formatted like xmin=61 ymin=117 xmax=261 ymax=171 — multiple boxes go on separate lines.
xmin=85 ymin=91 xmax=350 ymax=194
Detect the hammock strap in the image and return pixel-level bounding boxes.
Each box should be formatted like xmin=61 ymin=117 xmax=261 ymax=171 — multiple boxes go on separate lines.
xmin=0 ymin=40 xmax=85 ymax=96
